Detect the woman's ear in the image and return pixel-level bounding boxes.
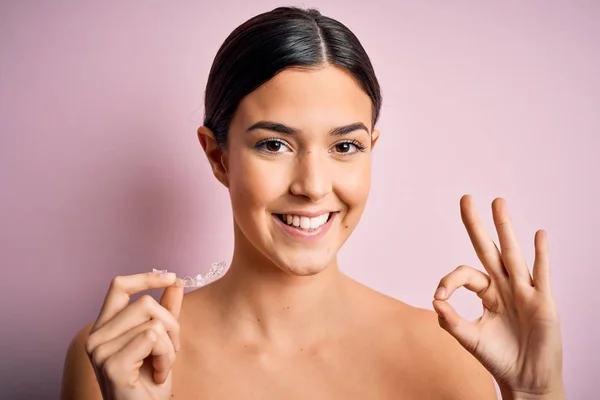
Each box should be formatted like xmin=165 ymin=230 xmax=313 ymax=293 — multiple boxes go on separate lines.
xmin=371 ymin=129 xmax=380 ymax=151
xmin=197 ymin=126 xmax=229 ymax=187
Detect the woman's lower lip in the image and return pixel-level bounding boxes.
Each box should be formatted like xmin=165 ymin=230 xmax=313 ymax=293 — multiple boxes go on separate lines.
xmin=272 ymin=213 xmax=336 ymax=241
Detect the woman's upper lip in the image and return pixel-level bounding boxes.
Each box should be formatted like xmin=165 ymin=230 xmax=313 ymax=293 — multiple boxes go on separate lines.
xmin=273 ymin=210 xmax=336 ymax=218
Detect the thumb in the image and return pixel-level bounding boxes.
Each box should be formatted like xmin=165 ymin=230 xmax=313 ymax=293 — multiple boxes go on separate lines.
xmin=432 ymin=299 xmax=480 ymax=354
xmin=160 ymin=284 xmax=184 ymax=319
xmin=159 ymin=284 xmax=184 ymax=351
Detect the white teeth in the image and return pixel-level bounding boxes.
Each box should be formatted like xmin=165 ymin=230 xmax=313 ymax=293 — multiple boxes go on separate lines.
xmin=279 ymin=213 xmax=330 ymax=230
xmin=310 ymin=217 xmax=320 ymax=229
xmin=300 ymin=217 xmax=310 ymax=229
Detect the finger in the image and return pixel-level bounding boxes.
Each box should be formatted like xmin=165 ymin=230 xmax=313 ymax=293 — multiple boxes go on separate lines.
xmin=434 ymin=265 xmax=491 ymax=301
xmin=491 ymin=198 xmax=533 ymax=284
xmin=460 ymin=194 xmax=507 ymax=280
xmin=532 ymin=229 xmax=552 ymax=294
xmin=432 ymin=299 xmax=480 ymax=354
xmin=105 ymin=327 xmax=174 ymax=386
xmin=94 ymin=272 xmax=177 ymax=330
xmin=151 ymin=328 xmax=177 ymax=384
xmin=88 ymin=294 xmax=180 ymax=352
xmin=160 ymin=284 xmax=184 ymax=320
xmin=102 ymin=328 xmax=158 ymax=387
xmin=89 ymin=319 xmax=169 ymax=368
xmin=160 ymin=285 xmax=184 ymax=351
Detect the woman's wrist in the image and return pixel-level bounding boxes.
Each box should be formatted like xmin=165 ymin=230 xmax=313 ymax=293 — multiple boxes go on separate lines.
xmin=500 ymin=382 xmax=566 ymax=400
xmin=511 ymin=392 xmax=565 ymax=400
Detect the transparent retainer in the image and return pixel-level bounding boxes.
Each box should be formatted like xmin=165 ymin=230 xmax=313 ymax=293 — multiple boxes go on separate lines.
xmin=152 ymin=261 xmax=227 ymax=288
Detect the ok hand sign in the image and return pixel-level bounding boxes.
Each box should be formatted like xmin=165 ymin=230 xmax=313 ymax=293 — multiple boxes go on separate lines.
xmin=433 ymin=195 xmax=564 ymax=399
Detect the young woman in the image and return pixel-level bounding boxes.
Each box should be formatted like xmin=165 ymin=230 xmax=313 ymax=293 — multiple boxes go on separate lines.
xmin=61 ymin=7 xmax=564 ymax=400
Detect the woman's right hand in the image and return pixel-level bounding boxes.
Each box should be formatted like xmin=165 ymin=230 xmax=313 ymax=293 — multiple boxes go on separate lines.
xmin=84 ymin=272 xmax=184 ymax=400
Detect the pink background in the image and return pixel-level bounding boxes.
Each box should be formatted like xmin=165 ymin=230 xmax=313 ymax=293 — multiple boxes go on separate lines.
xmin=1 ymin=1 xmax=598 ymax=398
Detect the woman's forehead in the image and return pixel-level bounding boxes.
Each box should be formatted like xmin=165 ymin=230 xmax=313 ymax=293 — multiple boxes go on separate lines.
xmin=233 ymin=66 xmax=373 ymax=131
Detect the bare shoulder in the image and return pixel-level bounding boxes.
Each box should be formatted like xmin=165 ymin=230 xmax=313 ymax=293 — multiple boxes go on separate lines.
xmin=348 ymin=283 xmax=498 ymax=399
xmin=60 ymin=322 xmax=102 ymax=400
xmin=401 ymin=305 xmax=497 ymax=398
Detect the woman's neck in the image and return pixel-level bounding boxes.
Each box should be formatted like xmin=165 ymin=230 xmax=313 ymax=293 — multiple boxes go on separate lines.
xmin=206 ymin=233 xmax=351 ymax=349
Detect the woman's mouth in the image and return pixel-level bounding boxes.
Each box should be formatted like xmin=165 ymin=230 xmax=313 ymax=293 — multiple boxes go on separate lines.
xmin=272 ymin=212 xmax=336 ymax=240
xmin=274 ymin=213 xmax=332 ymax=230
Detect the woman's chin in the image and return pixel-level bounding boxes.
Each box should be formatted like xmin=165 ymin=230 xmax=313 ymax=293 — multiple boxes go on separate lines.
xmin=272 ymin=254 xmax=338 ymax=277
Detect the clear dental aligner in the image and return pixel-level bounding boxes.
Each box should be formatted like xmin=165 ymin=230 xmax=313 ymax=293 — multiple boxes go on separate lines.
xmin=152 ymin=261 xmax=227 ymax=288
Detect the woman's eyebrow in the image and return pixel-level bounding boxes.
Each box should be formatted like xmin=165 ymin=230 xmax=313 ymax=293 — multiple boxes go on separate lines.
xmin=329 ymin=122 xmax=369 ymax=136
xmin=246 ymin=121 xmax=369 ymax=136
xmin=246 ymin=121 xmax=296 ymax=135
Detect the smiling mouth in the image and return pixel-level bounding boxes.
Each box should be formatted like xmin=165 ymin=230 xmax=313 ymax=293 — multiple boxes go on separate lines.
xmin=274 ymin=213 xmax=333 ymax=231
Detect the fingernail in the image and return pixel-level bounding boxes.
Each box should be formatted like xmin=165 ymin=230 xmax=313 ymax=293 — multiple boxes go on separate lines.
xmin=434 ymin=287 xmax=446 ymax=299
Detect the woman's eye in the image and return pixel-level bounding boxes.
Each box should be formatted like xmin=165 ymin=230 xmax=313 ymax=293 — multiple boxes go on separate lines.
xmin=266 ymin=141 xmax=282 ymax=152
xmin=256 ymin=139 xmax=289 ymax=153
xmin=335 ymin=142 xmax=352 ymax=153
xmin=333 ymin=141 xmax=365 ymax=154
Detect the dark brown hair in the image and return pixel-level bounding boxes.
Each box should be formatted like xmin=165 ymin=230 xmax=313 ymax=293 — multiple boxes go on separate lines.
xmin=203 ymin=6 xmax=382 ymax=147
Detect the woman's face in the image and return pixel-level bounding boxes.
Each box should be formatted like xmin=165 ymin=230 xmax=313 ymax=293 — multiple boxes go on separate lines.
xmin=210 ymin=65 xmax=378 ymax=276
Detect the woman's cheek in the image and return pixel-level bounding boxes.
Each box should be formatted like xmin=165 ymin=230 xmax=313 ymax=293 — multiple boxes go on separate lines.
xmin=336 ymin=163 xmax=371 ymax=203
xmin=229 ymin=157 xmax=288 ymax=208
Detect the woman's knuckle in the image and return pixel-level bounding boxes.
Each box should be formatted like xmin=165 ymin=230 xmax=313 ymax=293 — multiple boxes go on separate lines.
xmin=84 ymin=334 xmax=99 ymax=356
xmin=90 ymin=345 xmax=108 ymax=367
xmin=455 ymin=265 xmax=470 ymax=274
xmin=109 ymin=275 xmax=126 ymax=291
xmin=139 ymin=294 xmax=156 ymax=308
xmin=144 ymin=327 xmax=159 ymax=342
xmin=148 ymin=319 xmax=165 ymax=333
xmin=102 ymin=356 xmax=120 ymax=377
xmin=122 ymin=377 xmax=137 ymax=390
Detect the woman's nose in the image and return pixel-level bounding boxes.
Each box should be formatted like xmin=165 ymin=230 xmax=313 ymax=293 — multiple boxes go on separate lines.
xmin=289 ymin=151 xmax=332 ymax=202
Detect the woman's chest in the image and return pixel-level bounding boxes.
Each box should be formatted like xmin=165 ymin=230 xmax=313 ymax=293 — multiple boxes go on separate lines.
xmin=169 ymin=345 xmax=440 ymax=400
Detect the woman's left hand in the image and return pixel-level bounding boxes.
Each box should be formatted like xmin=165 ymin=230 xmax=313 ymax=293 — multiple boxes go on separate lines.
xmin=433 ymin=195 xmax=564 ymax=399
